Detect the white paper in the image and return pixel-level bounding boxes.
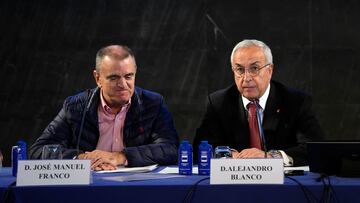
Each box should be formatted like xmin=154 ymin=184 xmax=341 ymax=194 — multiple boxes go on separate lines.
xmin=284 ymin=166 xmax=309 ymax=171
xmin=158 ymin=165 xmax=309 ymax=175
xmin=157 ymin=166 xmax=199 ymax=174
xmin=101 ymin=173 xmax=184 ymax=182
xmin=210 ymin=158 xmax=284 ymax=184
xmin=16 ymin=160 xmax=91 ymax=186
xmin=96 ymin=164 xmax=158 ymax=173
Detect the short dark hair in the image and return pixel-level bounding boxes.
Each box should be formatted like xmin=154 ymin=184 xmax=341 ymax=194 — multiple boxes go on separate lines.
xmin=95 ymin=45 xmax=136 ymax=71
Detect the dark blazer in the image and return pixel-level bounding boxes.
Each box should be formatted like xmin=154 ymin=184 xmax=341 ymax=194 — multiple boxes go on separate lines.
xmin=29 ymin=87 xmax=179 ymax=167
xmin=194 ymin=80 xmax=324 ymax=166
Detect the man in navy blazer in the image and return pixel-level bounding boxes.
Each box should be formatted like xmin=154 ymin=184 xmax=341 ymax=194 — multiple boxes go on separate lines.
xmin=30 ymin=45 xmax=178 ymax=170
xmin=194 ymin=39 xmax=324 ymax=166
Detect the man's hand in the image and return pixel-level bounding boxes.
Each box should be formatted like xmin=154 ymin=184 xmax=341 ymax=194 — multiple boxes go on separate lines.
xmin=93 ymin=163 xmax=117 ymax=171
xmin=231 ymin=148 xmax=266 ymax=158
xmin=77 ymin=150 xmax=127 ymax=171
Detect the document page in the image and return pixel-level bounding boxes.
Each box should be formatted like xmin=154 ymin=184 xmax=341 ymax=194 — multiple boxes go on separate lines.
xmin=158 ymin=166 xmax=199 ymax=174
xmin=96 ymin=164 xmax=158 ymax=174
xmin=101 ymin=173 xmax=184 ymax=182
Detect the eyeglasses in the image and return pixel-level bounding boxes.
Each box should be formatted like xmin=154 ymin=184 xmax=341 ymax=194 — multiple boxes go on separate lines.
xmin=232 ymin=63 xmax=271 ymax=77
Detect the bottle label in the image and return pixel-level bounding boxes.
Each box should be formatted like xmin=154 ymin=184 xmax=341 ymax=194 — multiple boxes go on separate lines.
xmin=198 ymin=144 xmax=212 ymax=175
xmin=200 ymin=151 xmax=208 ymax=163
xmin=178 ymin=143 xmax=193 ymax=175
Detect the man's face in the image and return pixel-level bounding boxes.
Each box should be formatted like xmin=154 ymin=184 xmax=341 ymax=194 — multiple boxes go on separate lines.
xmin=93 ymin=56 xmax=136 ymax=108
xmin=232 ymin=46 xmax=273 ymax=100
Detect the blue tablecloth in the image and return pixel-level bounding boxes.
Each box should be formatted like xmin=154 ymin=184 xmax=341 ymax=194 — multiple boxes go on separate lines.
xmin=0 ymin=168 xmax=16 ymax=201
xmin=1 ymin=167 xmax=360 ymax=203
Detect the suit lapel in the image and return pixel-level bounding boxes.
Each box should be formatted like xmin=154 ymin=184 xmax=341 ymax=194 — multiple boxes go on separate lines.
xmin=224 ymin=86 xmax=249 ymax=148
xmin=236 ymin=95 xmax=250 ymax=148
xmin=263 ymin=82 xmax=281 ymax=136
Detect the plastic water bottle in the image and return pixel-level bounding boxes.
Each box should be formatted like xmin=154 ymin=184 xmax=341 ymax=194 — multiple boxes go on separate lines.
xmin=17 ymin=140 xmax=27 ymax=160
xmin=178 ymin=140 xmax=193 ymax=175
xmin=198 ymin=141 xmax=212 ymax=175
xmin=12 ymin=140 xmax=27 ymax=176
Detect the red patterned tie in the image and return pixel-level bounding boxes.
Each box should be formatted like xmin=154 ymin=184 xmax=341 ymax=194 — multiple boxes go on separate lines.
xmin=247 ymin=101 xmax=262 ymax=149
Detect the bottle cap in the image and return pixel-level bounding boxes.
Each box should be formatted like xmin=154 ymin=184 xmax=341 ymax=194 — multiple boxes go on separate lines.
xmin=17 ymin=140 xmax=27 ymax=147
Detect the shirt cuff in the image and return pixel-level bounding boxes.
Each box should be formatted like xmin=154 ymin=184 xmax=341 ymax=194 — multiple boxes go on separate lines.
xmin=278 ymin=150 xmax=293 ymax=166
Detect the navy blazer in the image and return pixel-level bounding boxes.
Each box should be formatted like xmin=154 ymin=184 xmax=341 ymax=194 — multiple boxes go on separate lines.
xmin=29 ymin=87 xmax=179 ymax=167
xmin=194 ymin=80 xmax=324 ymax=166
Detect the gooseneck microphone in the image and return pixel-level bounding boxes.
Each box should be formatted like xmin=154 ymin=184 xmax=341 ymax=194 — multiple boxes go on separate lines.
xmin=254 ymin=100 xmax=268 ymax=157
xmin=76 ymin=87 xmax=100 ymax=155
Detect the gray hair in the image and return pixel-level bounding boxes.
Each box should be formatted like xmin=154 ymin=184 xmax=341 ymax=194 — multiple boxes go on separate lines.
xmin=95 ymin=45 xmax=136 ymax=71
xmin=230 ymin=39 xmax=273 ymax=64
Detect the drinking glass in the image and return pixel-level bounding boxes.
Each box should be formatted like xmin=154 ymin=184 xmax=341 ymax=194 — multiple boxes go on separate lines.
xmin=41 ymin=144 xmax=63 ymax=159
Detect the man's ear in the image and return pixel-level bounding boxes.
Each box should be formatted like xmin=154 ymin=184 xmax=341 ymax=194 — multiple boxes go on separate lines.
xmin=268 ymin=64 xmax=274 ymax=76
xmin=93 ymin=69 xmax=101 ymax=87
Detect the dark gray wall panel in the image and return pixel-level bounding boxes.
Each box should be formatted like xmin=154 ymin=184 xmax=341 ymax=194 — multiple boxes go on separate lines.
xmin=1 ymin=0 xmax=360 ymax=165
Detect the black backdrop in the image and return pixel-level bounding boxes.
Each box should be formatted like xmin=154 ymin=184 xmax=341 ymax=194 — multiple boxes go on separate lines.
xmin=1 ymin=0 xmax=360 ymax=166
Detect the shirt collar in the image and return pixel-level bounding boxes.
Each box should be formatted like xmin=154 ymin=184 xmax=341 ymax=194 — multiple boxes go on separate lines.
xmin=242 ymin=83 xmax=271 ymax=110
xmin=100 ymin=89 xmax=131 ymax=114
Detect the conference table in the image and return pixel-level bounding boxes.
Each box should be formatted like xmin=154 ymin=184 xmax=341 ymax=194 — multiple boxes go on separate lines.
xmin=1 ymin=166 xmax=360 ymax=203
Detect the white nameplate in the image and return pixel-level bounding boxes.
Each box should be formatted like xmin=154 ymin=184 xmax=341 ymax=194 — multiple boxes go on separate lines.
xmin=16 ymin=160 xmax=91 ymax=186
xmin=210 ymin=158 xmax=284 ymax=184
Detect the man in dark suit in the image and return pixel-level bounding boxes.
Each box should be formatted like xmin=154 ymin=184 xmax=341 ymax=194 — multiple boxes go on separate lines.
xmin=30 ymin=45 xmax=178 ymax=170
xmin=194 ymin=39 xmax=324 ymax=166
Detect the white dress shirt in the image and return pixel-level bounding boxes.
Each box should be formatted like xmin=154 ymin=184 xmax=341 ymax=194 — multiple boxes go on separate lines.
xmin=241 ymin=84 xmax=293 ymax=166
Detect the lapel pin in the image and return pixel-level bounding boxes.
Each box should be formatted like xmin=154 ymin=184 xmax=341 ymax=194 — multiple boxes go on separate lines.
xmin=138 ymin=126 xmax=144 ymax=134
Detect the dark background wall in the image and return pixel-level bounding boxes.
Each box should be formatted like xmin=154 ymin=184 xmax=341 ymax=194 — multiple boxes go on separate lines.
xmin=1 ymin=0 xmax=360 ymax=166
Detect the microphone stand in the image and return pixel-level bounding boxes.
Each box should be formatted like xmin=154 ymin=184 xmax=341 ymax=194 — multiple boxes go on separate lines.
xmin=76 ymin=87 xmax=99 ymax=155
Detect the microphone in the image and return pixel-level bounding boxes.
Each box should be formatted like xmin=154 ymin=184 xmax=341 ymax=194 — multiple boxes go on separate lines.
xmin=254 ymin=100 xmax=268 ymax=157
xmin=76 ymin=87 xmax=100 ymax=155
